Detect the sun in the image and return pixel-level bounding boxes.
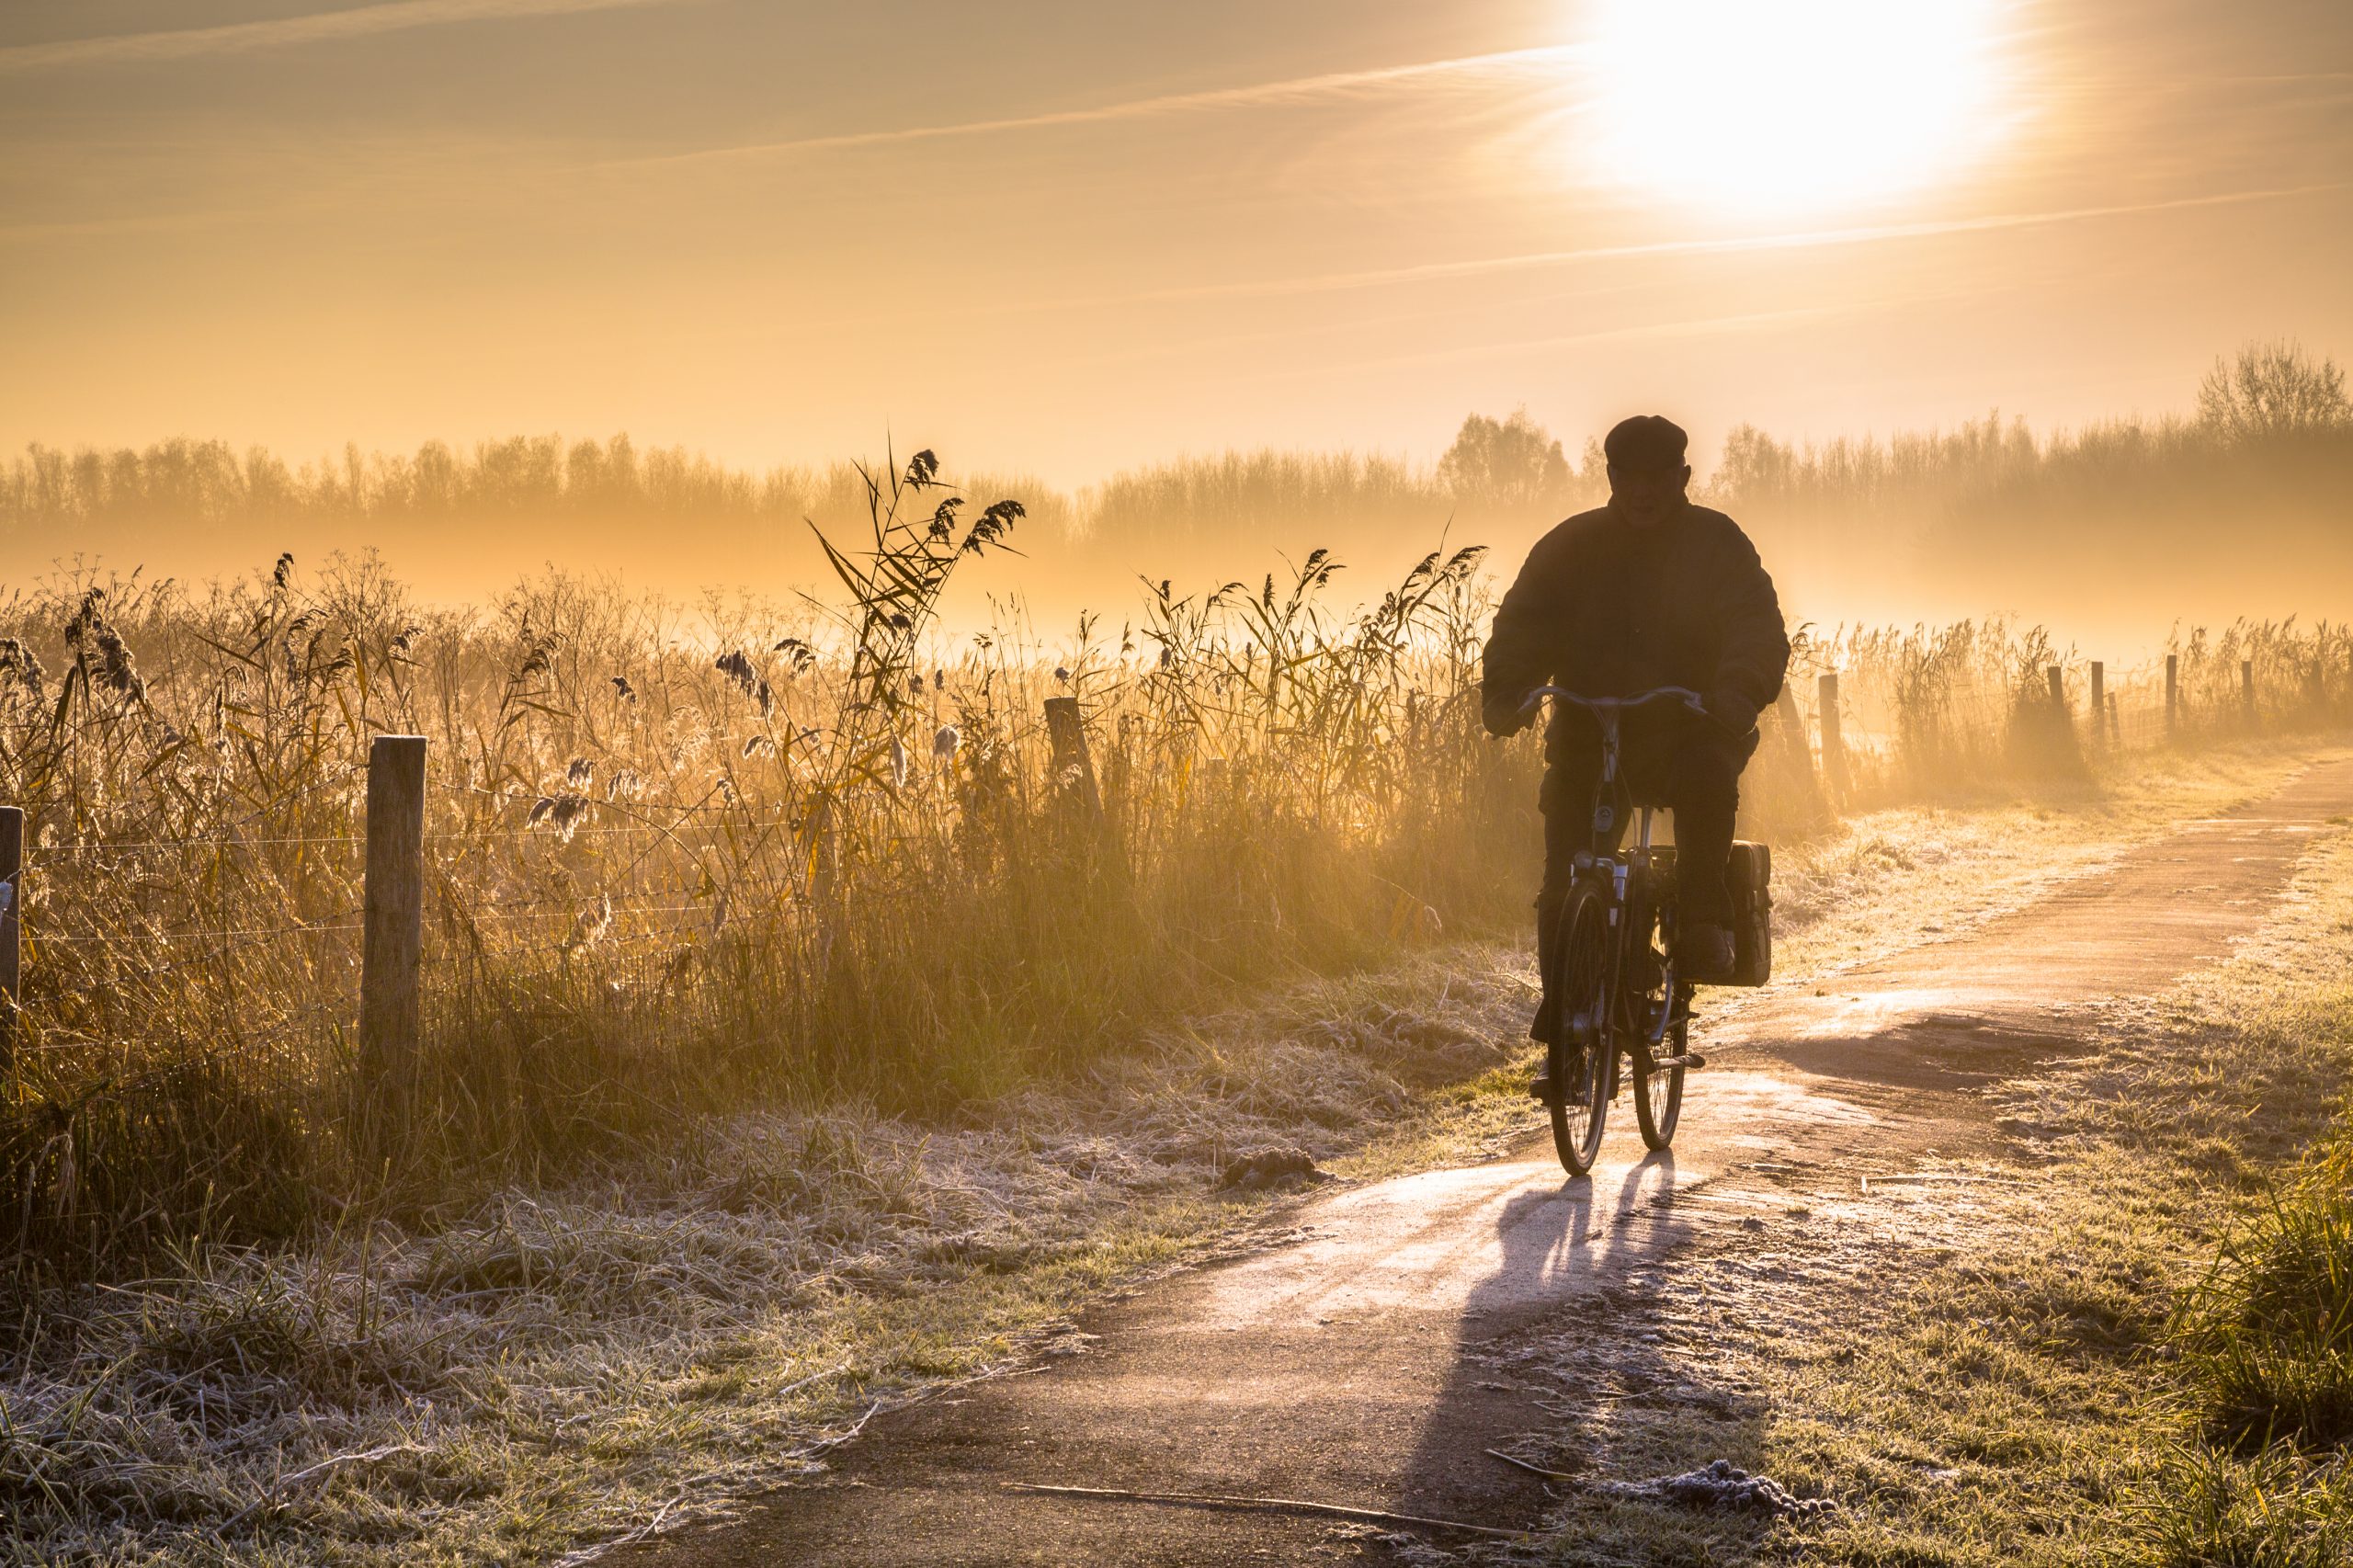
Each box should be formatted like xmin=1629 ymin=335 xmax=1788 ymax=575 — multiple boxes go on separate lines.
xmin=1579 ymin=0 xmax=2008 ymax=217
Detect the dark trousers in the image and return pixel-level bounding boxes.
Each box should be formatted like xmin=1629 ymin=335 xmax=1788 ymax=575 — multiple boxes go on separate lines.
xmin=1531 ymin=718 xmax=1751 ymax=1041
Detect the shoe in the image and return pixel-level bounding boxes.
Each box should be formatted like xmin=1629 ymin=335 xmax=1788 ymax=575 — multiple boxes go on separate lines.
xmin=1675 ymin=922 xmax=1738 ymax=983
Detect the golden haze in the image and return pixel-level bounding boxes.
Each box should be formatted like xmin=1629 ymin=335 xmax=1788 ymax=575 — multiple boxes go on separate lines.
xmin=1 ymin=0 xmax=2350 ymax=641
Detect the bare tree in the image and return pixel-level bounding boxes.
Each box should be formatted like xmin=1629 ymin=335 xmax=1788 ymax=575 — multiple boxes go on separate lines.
xmin=1710 ymin=423 xmax=1799 ymax=503
xmin=2197 ymin=338 xmax=2351 ymax=439
xmin=1437 ymin=409 xmax=1575 ymax=513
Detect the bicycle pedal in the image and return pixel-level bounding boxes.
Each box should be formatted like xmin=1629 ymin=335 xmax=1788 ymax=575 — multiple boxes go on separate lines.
xmin=1527 ymin=1073 xmax=1592 ymax=1106
xmin=1650 ymin=1051 xmax=1707 ymax=1070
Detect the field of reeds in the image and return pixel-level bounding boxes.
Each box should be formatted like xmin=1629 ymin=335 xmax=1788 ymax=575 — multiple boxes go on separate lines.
xmin=0 ymin=451 xmax=1535 ymax=1285
xmin=4 ymin=444 xmax=2352 ymax=1295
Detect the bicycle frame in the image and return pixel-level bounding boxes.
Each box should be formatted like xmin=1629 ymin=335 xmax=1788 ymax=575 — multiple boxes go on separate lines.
xmin=1521 ymin=684 xmax=1710 ymax=1169
xmin=1525 ymin=686 xmax=1703 ymax=1055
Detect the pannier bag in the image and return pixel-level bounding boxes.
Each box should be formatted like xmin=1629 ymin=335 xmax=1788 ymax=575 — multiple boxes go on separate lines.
xmin=1725 ymin=840 xmax=1772 ymax=987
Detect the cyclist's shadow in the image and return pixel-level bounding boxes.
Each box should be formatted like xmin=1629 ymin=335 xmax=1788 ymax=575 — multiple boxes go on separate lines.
xmin=1384 ymin=1150 xmax=1709 ymax=1545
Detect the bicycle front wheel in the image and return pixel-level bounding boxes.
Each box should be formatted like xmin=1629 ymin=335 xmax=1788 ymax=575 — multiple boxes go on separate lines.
xmin=1633 ymin=992 xmax=1688 ymax=1151
xmin=1545 ymin=882 xmax=1614 ymax=1176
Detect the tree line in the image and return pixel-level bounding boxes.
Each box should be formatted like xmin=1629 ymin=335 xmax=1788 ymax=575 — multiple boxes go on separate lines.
xmin=4 ymin=339 xmax=2346 ymax=631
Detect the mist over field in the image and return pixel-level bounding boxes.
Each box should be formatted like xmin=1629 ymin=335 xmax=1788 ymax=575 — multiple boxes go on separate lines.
xmin=8 ymin=337 xmax=2352 ymax=654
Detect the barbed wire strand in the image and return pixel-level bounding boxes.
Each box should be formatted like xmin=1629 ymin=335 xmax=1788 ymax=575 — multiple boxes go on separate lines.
xmin=29 ymin=918 xmax=364 ymax=946
xmin=35 ymin=833 xmax=366 ymax=856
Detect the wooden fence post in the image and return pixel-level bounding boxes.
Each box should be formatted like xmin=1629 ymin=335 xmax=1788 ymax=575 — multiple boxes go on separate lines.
xmin=1815 ymin=672 xmax=1847 ymax=801
xmin=359 ymin=735 xmax=427 ymax=1108
xmin=0 ymin=806 xmax=19 ymax=1078
xmin=1042 ymin=698 xmax=1105 ymax=824
xmin=2242 ymin=659 xmax=2257 ymax=724
xmin=2046 ymin=665 xmax=2065 ymax=712
xmin=1768 ymin=684 xmax=1827 ymax=827
xmin=2088 ymin=663 xmax=2105 ymax=748
xmin=2165 ymin=654 xmax=2179 ymax=737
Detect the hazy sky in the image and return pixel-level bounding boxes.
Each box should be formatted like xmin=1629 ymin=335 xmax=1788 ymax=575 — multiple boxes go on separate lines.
xmin=4 ymin=0 xmax=2349 ymax=481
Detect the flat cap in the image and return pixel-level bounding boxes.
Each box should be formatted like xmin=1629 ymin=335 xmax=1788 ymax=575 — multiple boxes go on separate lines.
xmin=1602 ymin=415 xmax=1688 ymax=470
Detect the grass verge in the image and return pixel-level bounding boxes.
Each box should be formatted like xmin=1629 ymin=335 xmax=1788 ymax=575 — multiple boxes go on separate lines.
xmin=1506 ymin=758 xmax=2353 ymax=1568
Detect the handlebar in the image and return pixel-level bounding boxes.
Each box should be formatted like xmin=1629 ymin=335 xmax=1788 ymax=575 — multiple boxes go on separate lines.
xmin=1519 ymin=685 xmax=1706 ymax=720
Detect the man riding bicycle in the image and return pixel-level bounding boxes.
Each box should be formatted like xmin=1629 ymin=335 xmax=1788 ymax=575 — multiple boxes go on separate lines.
xmin=1481 ymin=415 xmax=1790 ymax=1041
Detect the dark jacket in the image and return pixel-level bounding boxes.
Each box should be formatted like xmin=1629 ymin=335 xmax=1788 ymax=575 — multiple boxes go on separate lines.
xmin=1480 ymin=501 xmax=1790 ymax=756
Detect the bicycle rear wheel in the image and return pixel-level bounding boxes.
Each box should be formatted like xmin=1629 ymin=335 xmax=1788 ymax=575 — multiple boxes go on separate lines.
xmin=1633 ymin=990 xmax=1688 ymax=1151
xmin=1545 ymin=882 xmax=1614 ymax=1176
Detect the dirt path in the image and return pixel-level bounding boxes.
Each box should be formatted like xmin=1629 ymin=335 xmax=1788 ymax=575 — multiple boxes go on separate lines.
xmin=608 ymin=758 xmax=2353 ymax=1567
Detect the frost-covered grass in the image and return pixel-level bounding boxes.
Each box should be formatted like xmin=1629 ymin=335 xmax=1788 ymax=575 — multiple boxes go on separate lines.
xmin=1510 ymin=787 xmax=2353 ymax=1568
xmin=0 ymin=954 xmax=1540 ymax=1565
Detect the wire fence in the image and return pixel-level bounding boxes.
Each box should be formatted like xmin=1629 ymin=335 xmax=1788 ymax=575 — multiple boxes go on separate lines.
xmin=0 ymin=778 xmax=794 ymax=1088
xmin=1770 ymin=649 xmax=2351 ymax=799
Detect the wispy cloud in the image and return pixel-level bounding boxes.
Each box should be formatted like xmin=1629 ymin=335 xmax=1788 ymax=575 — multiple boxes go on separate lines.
xmin=613 ymin=43 xmax=1586 ymax=169
xmin=2215 ymin=72 xmax=2353 ymax=85
xmin=0 ymin=0 xmax=696 ymax=73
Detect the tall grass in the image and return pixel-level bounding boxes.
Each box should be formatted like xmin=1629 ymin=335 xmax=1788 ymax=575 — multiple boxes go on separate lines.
xmin=2177 ymin=1126 xmax=2353 ymax=1455
xmin=0 ymin=453 xmax=1535 ymax=1282
xmin=2139 ymin=1112 xmax=2353 ymax=1566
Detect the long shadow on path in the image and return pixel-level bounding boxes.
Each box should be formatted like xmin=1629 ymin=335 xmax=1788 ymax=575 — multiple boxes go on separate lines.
xmin=605 ymin=1145 xmax=1708 ymax=1566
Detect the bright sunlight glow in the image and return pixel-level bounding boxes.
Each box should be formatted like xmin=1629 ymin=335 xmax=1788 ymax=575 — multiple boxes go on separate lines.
xmin=1581 ymin=0 xmax=2008 ymax=217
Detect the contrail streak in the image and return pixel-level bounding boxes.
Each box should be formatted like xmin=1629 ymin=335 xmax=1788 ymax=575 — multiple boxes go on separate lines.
xmin=611 ymin=44 xmax=1586 ymax=169
xmin=1252 ymin=305 xmax=1860 ymax=383
xmin=1107 ymin=181 xmax=2353 ymax=307
xmin=0 ymin=0 xmax=698 ymax=73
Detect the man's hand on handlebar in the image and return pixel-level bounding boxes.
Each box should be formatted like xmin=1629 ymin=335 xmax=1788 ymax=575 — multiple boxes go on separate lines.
xmin=1699 ymin=687 xmax=1762 ymax=737
xmin=1482 ymin=689 xmax=1538 ymax=738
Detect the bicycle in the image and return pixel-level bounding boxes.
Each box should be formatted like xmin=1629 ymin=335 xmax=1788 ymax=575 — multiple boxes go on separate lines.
xmin=1522 ymin=685 xmax=1711 ymax=1176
